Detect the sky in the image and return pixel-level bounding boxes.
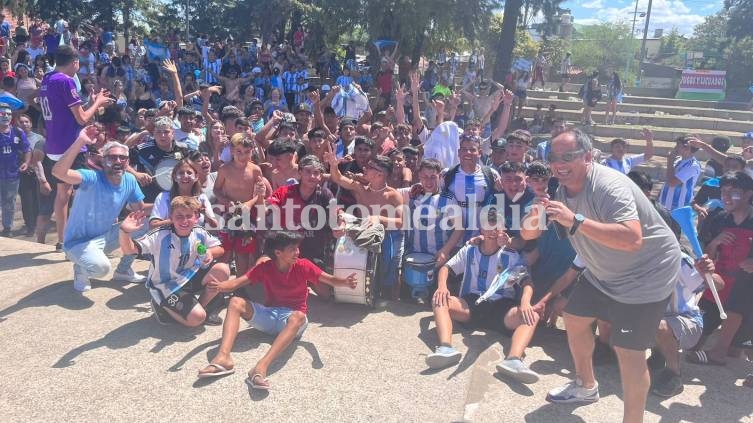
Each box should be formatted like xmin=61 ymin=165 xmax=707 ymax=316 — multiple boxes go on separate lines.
xmin=561 ymin=0 xmax=724 ymax=37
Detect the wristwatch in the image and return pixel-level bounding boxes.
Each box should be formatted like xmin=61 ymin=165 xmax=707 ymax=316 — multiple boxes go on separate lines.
xmin=570 ymin=214 xmax=585 ymax=235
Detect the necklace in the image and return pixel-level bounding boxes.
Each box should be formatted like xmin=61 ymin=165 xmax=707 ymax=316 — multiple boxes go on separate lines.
xmin=368 ymin=183 xmax=388 ymax=193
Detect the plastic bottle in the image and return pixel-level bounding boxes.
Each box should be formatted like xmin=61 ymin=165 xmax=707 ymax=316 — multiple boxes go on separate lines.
xmin=196 ymin=243 xmax=208 ymax=269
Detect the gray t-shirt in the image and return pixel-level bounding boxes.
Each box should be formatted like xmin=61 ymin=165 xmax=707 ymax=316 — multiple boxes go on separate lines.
xmin=556 ymin=164 xmax=681 ymax=304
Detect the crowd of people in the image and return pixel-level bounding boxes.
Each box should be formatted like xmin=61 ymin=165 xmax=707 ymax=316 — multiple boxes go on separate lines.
xmin=0 ymin=16 xmax=752 ymax=420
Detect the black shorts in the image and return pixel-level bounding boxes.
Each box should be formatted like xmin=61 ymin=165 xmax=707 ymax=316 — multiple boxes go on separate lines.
xmin=462 ymin=293 xmax=517 ymax=336
xmin=565 ymin=280 xmax=669 ymax=350
xmin=726 ymin=279 xmax=753 ymax=318
xmin=42 ymin=153 xmax=88 ymax=189
xmin=160 ymin=261 xmax=218 ymax=319
xmin=700 ymin=297 xmax=753 ymax=347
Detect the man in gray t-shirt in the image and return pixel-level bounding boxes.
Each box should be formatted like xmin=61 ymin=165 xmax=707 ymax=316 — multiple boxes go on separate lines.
xmin=521 ymin=128 xmax=681 ymax=421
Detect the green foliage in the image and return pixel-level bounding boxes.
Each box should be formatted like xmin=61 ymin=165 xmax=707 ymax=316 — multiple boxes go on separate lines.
xmin=570 ymin=21 xmax=637 ymax=76
xmin=725 ymin=0 xmax=753 ymax=40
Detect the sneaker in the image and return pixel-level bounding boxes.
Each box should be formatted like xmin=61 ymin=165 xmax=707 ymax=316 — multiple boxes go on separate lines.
xmin=496 ymin=357 xmax=540 ymax=384
xmin=205 ymin=310 xmax=223 ymax=326
xmin=425 ymin=345 xmax=462 ymax=370
xmin=151 ymin=298 xmax=172 ymax=325
xmin=546 ymin=378 xmax=600 ymax=403
xmin=112 ymin=268 xmax=146 ymax=284
xmin=55 ymin=242 xmax=63 ymax=252
xmin=73 ymin=274 xmax=91 ymax=292
xmin=1 ymin=228 xmax=11 ymax=237
xmin=651 ymin=368 xmax=684 ymax=398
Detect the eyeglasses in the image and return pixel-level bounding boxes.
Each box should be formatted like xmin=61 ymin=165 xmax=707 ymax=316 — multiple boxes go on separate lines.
xmin=546 ymin=149 xmax=586 ymax=163
xmin=105 ymin=154 xmax=129 ymax=162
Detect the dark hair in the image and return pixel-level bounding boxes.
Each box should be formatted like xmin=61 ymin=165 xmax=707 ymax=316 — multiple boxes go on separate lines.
xmin=177 ymin=106 xmax=194 ymax=117
xmin=418 ymin=158 xmax=442 ymax=173
xmin=267 ymin=138 xmax=297 ymax=156
xmin=627 ymin=170 xmax=653 ymax=193
xmin=719 ymin=171 xmax=753 ymax=192
xmin=711 ymin=136 xmax=731 ymax=153
xmin=298 ymin=154 xmax=325 ymax=172
xmin=221 ymin=106 xmax=243 ymax=122
xmin=725 ymin=155 xmax=745 ymax=170
xmin=526 ymin=161 xmax=552 ymax=178
xmin=169 ymin=159 xmax=202 ymax=199
xmin=676 ymin=135 xmax=700 ymax=153
xmin=278 ymin=122 xmax=296 ymax=133
xmin=369 ymin=155 xmax=394 ymax=174
xmin=307 ymin=128 xmax=326 ymax=140
xmin=353 ymin=136 xmax=375 ymax=149
xmin=264 ymin=231 xmax=304 ymax=257
xmin=401 ymin=146 xmax=419 ymax=157
xmin=610 ymin=138 xmax=628 ymax=147
xmin=499 ymin=161 xmax=528 ymax=174
xmin=235 ymin=117 xmax=250 ymax=127
xmin=55 ymin=45 xmax=78 ymax=67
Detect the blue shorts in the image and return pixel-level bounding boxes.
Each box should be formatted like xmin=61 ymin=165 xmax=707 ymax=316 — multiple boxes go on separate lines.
xmin=248 ymin=302 xmax=308 ymax=337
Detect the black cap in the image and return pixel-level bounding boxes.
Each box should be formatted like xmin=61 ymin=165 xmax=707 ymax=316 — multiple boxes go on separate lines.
xmin=491 ymin=138 xmax=507 ymax=151
xmin=294 ymin=103 xmax=312 ymax=114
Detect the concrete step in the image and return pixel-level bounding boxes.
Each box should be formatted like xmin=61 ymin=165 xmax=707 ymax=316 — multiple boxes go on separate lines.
xmin=524 ymin=95 xmax=753 ymax=121
xmin=527 ymin=88 xmax=752 ymax=111
xmin=523 ymin=107 xmax=750 ymax=141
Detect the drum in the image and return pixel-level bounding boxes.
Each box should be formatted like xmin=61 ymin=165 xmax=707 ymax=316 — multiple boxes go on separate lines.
xmin=403 ymin=252 xmax=436 ymax=298
xmin=154 ymin=158 xmax=179 ymax=191
xmin=333 ymin=235 xmax=377 ymax=307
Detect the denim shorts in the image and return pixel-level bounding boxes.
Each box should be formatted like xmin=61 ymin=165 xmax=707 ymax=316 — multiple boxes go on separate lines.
xmin=248 ymin=302 xmax=308 ymax=337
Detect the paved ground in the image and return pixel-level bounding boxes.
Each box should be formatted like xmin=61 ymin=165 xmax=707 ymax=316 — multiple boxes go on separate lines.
xmin=1 ymin=237 xmax=752 ymax=423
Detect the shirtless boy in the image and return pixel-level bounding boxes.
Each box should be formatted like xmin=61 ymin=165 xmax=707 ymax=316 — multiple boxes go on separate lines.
xmin=214 ymin=133 xmax=267 ymax=275
xmin=262 ymin=138 xmax=300 ymax=190
xmin=326 ymin=149 xmax=405 ymax=300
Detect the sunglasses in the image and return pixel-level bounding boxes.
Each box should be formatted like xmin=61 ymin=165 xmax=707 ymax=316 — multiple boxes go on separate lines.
xmin=105 ymin=154 xmax=129 ymax=162
xmin=546 ymin=149 xmax=586 ymax=163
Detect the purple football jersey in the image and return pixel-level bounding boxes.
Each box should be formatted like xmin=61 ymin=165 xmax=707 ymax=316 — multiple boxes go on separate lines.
xmin=39 ymin=71 xmax=83 ymax=156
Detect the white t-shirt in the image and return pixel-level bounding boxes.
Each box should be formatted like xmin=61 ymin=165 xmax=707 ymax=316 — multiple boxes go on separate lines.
xmin=149 ymin=192 xmax=216 ymax=228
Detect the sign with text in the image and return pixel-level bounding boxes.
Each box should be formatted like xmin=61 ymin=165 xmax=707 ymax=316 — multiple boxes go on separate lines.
xmin=676 ymin=70 xmax=726 ymax=101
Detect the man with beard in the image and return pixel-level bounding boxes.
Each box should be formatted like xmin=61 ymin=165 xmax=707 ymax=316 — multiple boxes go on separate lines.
xmin=53 ymin=127 xmax=145 ymax=292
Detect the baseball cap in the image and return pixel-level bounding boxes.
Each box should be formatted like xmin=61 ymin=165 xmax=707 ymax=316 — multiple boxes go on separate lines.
xmin=294 ymin=103 xmax=312 ymax=115
xmin=252 ymin=67 xmax=262 ymax=73
xmin=491 ymin=138 xmax=507 ymax=151
xmin=321 ymin=84 xmax=331 ymax=92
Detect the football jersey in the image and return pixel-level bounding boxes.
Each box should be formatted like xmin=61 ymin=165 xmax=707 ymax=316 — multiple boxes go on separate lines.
xmin=445 ymin=244 xmax=526 ymax=302
xmin=658 ymin=157 xmax=701 ymax=211
xmin=402 ymin=190 xmax=462 ymax=255
xmin=136 ymin=226 xmax=221 ymax=302
xmin=603 ymin=154 xmax=645 ymax=174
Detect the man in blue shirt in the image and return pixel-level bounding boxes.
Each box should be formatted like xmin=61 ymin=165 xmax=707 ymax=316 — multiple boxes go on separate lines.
xmin=53 ymin=127 xmax=146 ymax=292
xmin=0 ymin=102 xmax=31 ymax=236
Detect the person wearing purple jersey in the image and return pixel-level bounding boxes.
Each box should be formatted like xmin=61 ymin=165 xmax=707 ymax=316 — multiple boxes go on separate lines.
xmin=39 ymin=45 xmax=112 ymax=250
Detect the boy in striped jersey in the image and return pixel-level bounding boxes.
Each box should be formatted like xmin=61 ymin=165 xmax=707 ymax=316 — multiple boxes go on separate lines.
xmin=658 ymin=135 xmax=702 ymax=211
xmin=602 ymin=128 xmax=654 ymax=175
xmin=426 ymin=212 xmax=542 ymax=384
xmin=400 ymin=159 xmax=464 ymax=302
xmin=119 ymin=196 xmax=230 ymax=327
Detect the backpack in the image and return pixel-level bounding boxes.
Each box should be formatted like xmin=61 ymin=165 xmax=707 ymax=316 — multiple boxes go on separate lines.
xmin=442 ymin=164 xmax=497 ymax=206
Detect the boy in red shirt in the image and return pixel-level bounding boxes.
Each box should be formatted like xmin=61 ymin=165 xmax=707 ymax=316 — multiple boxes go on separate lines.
xmin=198 ymin=231 xmax=357 ymax=389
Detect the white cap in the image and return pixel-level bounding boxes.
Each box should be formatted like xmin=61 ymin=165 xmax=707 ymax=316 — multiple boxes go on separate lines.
xmin=321 ymin=84 xmax=331 ymax=92
xmin=252 ymin=67 xmax=262 ymax=73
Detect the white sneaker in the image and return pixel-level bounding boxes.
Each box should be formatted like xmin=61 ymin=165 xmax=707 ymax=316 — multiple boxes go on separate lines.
xmin=546 ymin=377 xmax=599 ymax=403
xmin=73 ymin=274 xmax=91 ymax=292
xmin=112 ymin=269 xmax=146 ymax=284
xmin=425 ymin=346 xmax=462 ymax=369
xmin=496 ymin=357 xmax=540 ymax=384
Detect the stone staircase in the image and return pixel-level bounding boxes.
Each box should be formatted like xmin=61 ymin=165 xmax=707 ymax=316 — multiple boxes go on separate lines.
xmin=522 ymin=88 xmax=752 ymax=181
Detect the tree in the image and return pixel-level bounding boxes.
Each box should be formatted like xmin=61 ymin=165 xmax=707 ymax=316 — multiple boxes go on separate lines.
xmin=492 ymin=0 xmax=562 ymax=81
xmin=725 ymin=0 xmax=753 ymax=39
xmin=569 ymin=22 xmax=637 ymax=78
xmin=482 ymin=13 xmax=540 ymax=68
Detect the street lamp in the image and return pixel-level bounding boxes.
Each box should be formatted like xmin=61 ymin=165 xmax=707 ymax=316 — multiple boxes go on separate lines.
xmin=624 ymin=0 xmax=646 ymax=80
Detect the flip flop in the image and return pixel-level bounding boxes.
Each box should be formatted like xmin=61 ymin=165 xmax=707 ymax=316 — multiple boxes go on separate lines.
xmin=686 ymin=350 xmax=726 ymax=366
xmin=247 ymin=373 xmax=270 ymax=390
xmin=197 ymin=363 xmax=235 ymax=379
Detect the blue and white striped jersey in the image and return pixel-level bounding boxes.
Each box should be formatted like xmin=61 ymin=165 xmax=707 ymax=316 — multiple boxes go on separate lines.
xmin=136 ymin=226 xmax=221 ymax=303
xmin=658 ymin=157 xmax=701 ymax=211
xmin=446 ymin=244 xmax=526 ymax=302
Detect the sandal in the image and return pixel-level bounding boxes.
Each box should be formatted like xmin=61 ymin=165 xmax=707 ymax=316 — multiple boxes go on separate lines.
xmin=197 ymin=363 xmax=235 ymax=379
xmin=686 ymin=350 xmax=726 ymax=366
xmin=247 ymin=373 xmax=270 ymax=390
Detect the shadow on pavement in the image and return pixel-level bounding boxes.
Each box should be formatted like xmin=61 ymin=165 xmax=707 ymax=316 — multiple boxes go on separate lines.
xmin=0 ymin=280 xmax=95 ymax=322
xmin=52 ymin=316 xmax=206 ymax=368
